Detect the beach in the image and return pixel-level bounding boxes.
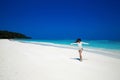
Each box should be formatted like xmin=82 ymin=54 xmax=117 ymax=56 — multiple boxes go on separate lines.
xmin=0 ymin=39 xmax=120 ymax=80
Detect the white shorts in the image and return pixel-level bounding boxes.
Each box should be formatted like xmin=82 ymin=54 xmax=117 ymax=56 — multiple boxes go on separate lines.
xmin=78 ymin=48 xmax=83 ymax=51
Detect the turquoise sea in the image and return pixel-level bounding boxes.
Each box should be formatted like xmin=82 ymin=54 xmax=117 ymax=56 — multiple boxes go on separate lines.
xmin=16 ymin=39 xmax=120 ymax=59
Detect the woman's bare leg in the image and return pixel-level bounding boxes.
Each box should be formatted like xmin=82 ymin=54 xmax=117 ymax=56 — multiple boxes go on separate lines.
xmin=79 ymin=50 xmax=82 ymax=61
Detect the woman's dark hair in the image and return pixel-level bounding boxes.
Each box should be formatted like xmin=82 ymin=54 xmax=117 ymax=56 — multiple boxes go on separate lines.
xmin=75 ymin=38 xmax=81 ymax=43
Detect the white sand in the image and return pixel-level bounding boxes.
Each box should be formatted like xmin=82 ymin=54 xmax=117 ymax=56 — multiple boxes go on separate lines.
xmin=0 ymin=39 xmax=120 ymax=80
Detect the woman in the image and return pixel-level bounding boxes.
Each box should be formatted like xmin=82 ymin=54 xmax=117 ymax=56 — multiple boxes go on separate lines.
xmin=71 ymin=38 xmax=89 ymax=61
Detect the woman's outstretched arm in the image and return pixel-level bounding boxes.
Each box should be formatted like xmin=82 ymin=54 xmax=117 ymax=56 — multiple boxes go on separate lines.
xmin=82 ymin=42 xmax=89 ymax=44
xmin=70 ymin=43 xmax=77 ymax=45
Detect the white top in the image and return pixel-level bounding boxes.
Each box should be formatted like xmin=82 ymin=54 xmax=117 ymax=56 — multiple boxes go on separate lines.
xmin=71 ymin=42 xmax=88 ymax=50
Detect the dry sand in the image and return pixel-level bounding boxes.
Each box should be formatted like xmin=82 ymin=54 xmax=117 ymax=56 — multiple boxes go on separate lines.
xmin=0 ymin=39 xmax=120 ymax=80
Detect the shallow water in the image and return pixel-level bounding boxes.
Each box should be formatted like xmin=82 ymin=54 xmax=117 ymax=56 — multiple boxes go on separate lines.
xmin=17 ymin=39 xmax=120 ymax=50
xmin=15 ymin=39 xmax=120 ymax=59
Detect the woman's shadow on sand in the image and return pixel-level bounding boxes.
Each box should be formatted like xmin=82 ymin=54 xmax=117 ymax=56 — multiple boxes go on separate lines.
xmin=71 ymin=58 xmax=88 ymax=61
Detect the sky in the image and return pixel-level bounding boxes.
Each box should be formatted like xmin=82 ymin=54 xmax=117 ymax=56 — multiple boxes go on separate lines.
xmin=0 ymin=0 xmax=120 ymax=40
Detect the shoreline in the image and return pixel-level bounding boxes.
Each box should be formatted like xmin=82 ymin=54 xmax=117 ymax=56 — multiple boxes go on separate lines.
xmin=13 ymin=39 xmax=120 ymax=59
xmin=14 ymin=39 xmax=120 ymax=51
xmin=0 ymin=39 xmax=120 ymax=80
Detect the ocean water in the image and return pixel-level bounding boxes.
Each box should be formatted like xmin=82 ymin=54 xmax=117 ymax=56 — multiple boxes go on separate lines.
xmin=17 ymin=39 xmax=120 ymax=50
xmin=16 ymin=39 xmax=120 ymax=59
